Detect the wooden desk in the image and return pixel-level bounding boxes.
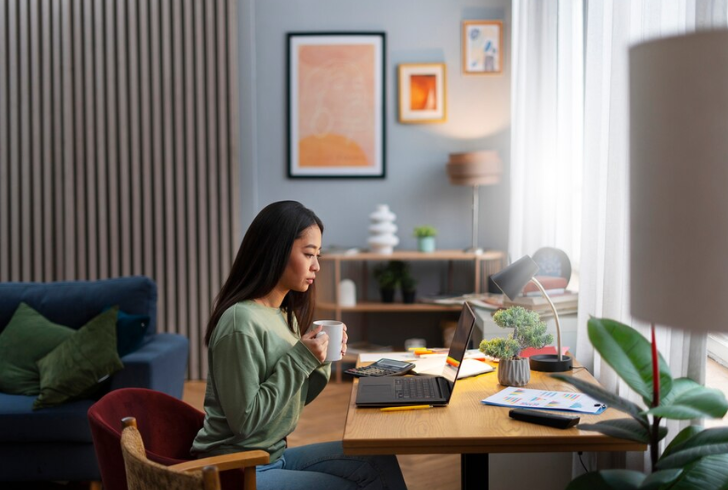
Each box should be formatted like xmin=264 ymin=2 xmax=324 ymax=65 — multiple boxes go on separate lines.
xmin=342 ymin=360 xmax=646 ymax=489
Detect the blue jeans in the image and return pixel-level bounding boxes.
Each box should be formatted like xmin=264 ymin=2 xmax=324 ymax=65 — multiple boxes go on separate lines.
xmin=256 ymin=441 xmax=407 ymax=490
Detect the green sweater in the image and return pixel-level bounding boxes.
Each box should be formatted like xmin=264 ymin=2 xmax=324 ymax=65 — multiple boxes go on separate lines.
xmin=191 ymin=301 xmax=330 ymax=462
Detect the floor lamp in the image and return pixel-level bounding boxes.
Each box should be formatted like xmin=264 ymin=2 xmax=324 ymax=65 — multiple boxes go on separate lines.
xmin=446 ymin=151 xmax=502 ymax=254
xmin=630 ymin=30 xmax=728 ymax=336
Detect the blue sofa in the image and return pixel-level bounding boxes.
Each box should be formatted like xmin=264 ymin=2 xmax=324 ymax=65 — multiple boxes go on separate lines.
xmin=0 ymin=276 xmax=189 ymax=482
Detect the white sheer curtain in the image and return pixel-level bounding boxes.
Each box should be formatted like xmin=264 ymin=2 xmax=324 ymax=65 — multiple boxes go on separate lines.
xmin=509 ymin=0 xmax=583 ymax=265
xmin=511 ymin=0 xmax=728 ymax=476
xmin=578 ymin=0 xmax=726 ymax=473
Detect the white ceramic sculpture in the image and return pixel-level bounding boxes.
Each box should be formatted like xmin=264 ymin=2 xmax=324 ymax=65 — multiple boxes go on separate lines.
xmin=367 ymin=204 xmax=399 ymax=254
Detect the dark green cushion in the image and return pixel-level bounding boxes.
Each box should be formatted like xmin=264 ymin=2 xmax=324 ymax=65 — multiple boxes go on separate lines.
xmin=34 ymin=306 xmax=124 ymax=410
xmin=0 ymin=302 xmax=75 ymax=395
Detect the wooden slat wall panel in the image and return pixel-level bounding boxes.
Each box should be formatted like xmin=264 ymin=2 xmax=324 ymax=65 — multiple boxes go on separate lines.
xmin=0 ymin=0 xmax=240 ymax=380
xmin=0 ymin=0 xmax=9 ymax=280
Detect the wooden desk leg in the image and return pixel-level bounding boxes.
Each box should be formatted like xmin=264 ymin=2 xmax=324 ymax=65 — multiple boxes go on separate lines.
xmin=461 ymin=453 xmax=488 ymax=490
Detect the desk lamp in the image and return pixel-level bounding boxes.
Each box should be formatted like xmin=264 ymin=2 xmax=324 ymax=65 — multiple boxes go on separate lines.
xmin=446 ymin=151 xmax=502 ymax=254
xmin=491 ymin=255 xmax=573 ymax=372
xmin=630 ymin=30 xmax=728 ymax=335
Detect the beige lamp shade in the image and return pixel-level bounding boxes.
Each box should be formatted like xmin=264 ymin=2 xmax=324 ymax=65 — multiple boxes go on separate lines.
xmin=447 ymin=151 xmax=502 ymax=186
xmin=629 ymin=30 xmax=728 ymax=332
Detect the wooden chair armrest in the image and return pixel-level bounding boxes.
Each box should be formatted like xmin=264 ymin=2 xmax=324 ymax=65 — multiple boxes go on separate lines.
xmin=170 ymin=450 xmax=270 ymax=473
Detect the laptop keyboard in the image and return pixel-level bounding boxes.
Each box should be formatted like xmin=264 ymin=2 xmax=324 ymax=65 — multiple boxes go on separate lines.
xmin=394 ymin=377 xmax=439 ymax=399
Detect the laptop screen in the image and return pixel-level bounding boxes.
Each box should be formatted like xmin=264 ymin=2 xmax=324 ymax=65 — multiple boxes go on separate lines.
xmin=441 ymin=302 xmax=476 ymax=383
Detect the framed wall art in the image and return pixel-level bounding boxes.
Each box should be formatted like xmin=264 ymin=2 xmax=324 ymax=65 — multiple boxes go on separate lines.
xmin=287 ymin=32 xmax=386 ymax=178
xmin=462 ymin=20 xmax=503 ymax=75
xmin=398 ymin=63 xmax=447 ymax=124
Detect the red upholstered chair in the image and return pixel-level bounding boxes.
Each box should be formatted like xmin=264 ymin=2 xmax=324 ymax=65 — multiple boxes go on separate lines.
xmin=88 ymin=388 xmax=269 ymax=490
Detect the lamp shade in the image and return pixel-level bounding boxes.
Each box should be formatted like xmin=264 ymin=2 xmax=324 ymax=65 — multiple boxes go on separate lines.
xmin=490 ymin=255 xmax=540 ymax=300
xmin=446 ymin=151 xmax=502 ymax=186
xmin=630 ymin=30 xmax=728 ymax=332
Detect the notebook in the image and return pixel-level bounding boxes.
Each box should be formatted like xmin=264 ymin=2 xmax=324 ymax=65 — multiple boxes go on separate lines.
xmin=355 ymin=302 xmax=476 ymax=407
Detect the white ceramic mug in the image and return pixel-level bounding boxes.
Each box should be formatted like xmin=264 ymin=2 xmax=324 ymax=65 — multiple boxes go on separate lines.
xmin=313 ymin=320 xmax=344 ymax=362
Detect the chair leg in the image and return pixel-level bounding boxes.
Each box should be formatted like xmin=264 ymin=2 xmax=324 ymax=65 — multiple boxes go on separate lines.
xmin=244 ymin=469 xmax=257 ymax=490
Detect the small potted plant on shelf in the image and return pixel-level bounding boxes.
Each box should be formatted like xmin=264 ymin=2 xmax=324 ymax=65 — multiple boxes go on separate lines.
xmin=388 ymin=261 xmax=418 ymax=304
xmin=400 ymin=272 xmax=418 ymax=304
xmin=373 ymin=262 xmax=399 ymax=303
xmin=479 ymin=306 xmax=553 ymax=386
xmin=413 ymin=225 xmax=437 ymax=253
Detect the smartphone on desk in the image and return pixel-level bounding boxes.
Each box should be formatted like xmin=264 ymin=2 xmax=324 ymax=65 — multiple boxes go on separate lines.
xmin=345 ymin=358 xmax=416 ymax=377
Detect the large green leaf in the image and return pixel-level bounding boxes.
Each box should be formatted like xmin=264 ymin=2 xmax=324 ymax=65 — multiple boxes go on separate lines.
xmin=566 ymin=470 xmax=646 ymax=490
xmin=646 ymin=378 xmax=728 ymax=420
xmin=659 ymin=454 xmax=728 ymax=490
xmin=551 ymin=373 xmax=648 ymax=426
xmin=588 ymin=318 xmax=673 ymax=404
xmin=662 ymin=426 xmax=704 ymax=458
xmin=638 ymin=469 xmax=683 ymax=490
xmin=657 ymin=428 xmax=728 ymax=469
xmin=577 ymin=418 xmax=663 ymax=444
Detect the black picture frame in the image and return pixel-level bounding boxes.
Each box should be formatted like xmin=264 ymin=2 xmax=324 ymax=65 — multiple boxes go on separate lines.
xmin=287 ymin=32 xmax=386 ymax=179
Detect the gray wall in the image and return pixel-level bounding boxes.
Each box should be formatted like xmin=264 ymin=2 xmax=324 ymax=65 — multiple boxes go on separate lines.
xmin=238 ymin=0 xmax=512 ymax=254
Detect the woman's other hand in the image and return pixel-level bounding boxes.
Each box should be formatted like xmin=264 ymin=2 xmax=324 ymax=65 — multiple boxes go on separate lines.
xmin=301 ymin=325 xmax=328 ymax=363
xmin=341 ymin=323 xmax=348 ymax=357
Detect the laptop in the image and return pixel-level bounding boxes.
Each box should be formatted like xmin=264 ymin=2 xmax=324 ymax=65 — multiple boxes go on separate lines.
xmin=355 ymin=302 xmax=477 ymax=407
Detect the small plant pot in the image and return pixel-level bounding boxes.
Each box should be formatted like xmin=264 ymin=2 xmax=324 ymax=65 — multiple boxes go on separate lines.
xmin=402 ymin=289 xmax=416 ymax=304
xmin=497 ymin=358 xmax=530 ymax=387
xmin=417 ymin=236 xmax=436 ymax=253
xmin=380 ymin=288 xmax=396 ymax=303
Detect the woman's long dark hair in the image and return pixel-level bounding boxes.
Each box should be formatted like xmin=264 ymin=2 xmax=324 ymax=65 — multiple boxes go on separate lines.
xmin=205 ymin=201 xmax=324 ymax=345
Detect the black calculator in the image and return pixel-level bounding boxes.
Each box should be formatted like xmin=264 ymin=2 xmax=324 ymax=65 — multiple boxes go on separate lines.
xmin=345 ymin=358 xmax=416 ymax=377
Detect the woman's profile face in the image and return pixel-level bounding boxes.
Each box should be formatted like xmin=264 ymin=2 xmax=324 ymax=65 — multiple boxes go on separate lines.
xmin=278 ymin=225 xmax=322 ymax=293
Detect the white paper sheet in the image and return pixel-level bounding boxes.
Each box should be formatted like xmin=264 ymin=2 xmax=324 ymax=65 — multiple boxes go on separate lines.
xmin=481 ymin=386 xmax=607 ymax=414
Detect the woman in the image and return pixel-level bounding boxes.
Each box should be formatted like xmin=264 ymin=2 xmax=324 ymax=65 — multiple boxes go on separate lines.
xmin=192 ymin=201 xmax=407 ymax=490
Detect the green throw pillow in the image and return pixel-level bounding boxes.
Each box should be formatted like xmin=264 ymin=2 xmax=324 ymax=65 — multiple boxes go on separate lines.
xmin=0 ymin=302 xmax=76 ymax=395
xmin=34 ymin=306 xmax=124 ymax=410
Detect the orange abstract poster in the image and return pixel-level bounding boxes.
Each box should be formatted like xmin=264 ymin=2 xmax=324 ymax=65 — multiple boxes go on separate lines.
xmin=288 ymin=34 xmax=385 ymax=178
xmin=398 ymin=63 xmax=446 ymax=124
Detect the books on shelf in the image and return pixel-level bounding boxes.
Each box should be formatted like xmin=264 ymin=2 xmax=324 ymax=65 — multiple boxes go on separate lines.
xmin=419 ymin=293 xmax=501 ymax=310
xmin=524 ymin=288 xmax=565 ymax=297
xmin=504 ymin=291 xmax=578 ymax=315
xmin=521 ymin=275 xmax=568 ymax=293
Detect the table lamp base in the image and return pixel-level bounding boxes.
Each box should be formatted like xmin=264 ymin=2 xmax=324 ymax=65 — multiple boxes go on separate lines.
xmin=529 ymin=354 xmax=573 ymax=372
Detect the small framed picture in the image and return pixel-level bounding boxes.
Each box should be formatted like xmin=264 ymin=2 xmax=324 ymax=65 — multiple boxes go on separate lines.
xmin=462 ymin=20 xmax=503 ymax=75
xmin=287 ymin=32 xmax=386 ymax=179
xmin=398 ymin=63 xmax=447 ymax=124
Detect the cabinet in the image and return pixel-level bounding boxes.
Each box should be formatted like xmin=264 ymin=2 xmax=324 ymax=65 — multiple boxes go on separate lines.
xmin=315 ymin=250 xmax=505 ymax=379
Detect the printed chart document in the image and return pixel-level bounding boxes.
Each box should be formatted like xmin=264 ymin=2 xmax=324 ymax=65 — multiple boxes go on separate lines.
xmin=482 ymin=386 xmax=607 ymax=414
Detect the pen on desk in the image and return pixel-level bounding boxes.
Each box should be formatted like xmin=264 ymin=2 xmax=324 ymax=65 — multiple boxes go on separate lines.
xmin=380 ymin=405 xmax=433 ymax=412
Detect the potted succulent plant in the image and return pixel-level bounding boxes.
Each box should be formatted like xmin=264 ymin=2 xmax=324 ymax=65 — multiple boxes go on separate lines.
xmin=554 ymin=318 xmax=728 ymax=489
xmin=373 ymin=262 xmax=399 ymax=303
xmin=413 ymin=225 xmax=437 ymax=253
xmin=479 ymin=306 xmax=553 ymax=386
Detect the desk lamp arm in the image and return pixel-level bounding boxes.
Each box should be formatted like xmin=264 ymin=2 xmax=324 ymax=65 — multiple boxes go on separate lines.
xmin=529 ymin=277 xmax=562 ymax=361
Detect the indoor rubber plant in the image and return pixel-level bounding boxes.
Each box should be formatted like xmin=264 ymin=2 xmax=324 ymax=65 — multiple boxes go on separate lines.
xmin=552 ymin=317 xmax=728 ymax=489
xmin=480 ymin=306 xmax=553 ymax=386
